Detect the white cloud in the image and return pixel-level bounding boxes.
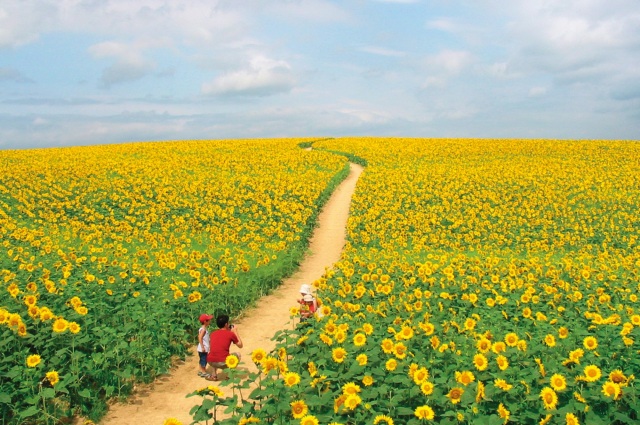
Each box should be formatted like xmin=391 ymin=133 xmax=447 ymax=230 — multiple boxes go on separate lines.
xmin=89 ymin=41 xmax=156 ymax=87
xmin=528 ymin=86 xmax=547 ymax=97
xmin=202 ymin=55 xmax=295 ymax=97
xmin=360 ymin=46 xmax=406 ymax=57
xmin=0 ymin=67 xmax=33 ymax=83
xmin=425 ymin=50 xmax=473 ymax=74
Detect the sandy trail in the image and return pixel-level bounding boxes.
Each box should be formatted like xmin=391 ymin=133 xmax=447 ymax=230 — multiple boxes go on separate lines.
xmin=98 ymin=162 xmax=363 ymax=425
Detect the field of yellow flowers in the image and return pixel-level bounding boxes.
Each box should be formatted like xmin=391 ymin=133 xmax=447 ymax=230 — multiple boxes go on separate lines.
xmin=0 ymin=138 xmax=347 ymax=424
xmin=190 ymin=138 xmax=640 ymax=425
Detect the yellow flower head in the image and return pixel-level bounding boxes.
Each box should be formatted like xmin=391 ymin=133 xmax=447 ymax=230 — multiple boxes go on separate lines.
xmin=414 ymin=405 xmax=435 ymax=421
xmin=290 ymin=400 xmax=308 ymax=419
xmin=163 ymin=418 xmax=183 ymax=425
xmin=601 ymin=381 xmax=621 ymax=399
xmin=225 ymin=354 xmax=239 ymax=369
xmin=447 ymin=387 xmax=464 ymax=404
xmin=342 ymin=382 xmax=361 ymax=395
xmin=52 ymin=318 xmax=68 ymax=333
xmin=26 ymin=354 xmax=41 ymax=368
xmin=550 ymin=373 xmax=567 ymax=391
xmin=565 ymin=413 xmax=579 ymax=425
xmin=540 ymin=387 xmax=558 ymax=410
xmin=356 ymin=354 xmax=368 ymax=366
xmin=251 ymin=348 xmax=267 ymax=365
xmin=283 ymin=372 xmax=301 ymax=387
xmin=583 ymin=365 xmax=602 ymax=382
xmin=373 ymin=415 xmax=394 ymax=425
xmin=385 ymin=358 xmax=398 ymax=371
xmin=455 ymin=371 xmax=475 ymax=386
xmin=504 ymin=332 xmax=519 ymax=347
xmin=300 ymin=415 xmax=319 ymax=425
xmin=473 ymin=353 xmax=488 ymax=371
xmin=583 ymin=336 xmax=598 ymax=351
xmin=332 ymin=347 xmax=347 ymax=363
xmin=46 ymin=370 xmax=60 ymax=386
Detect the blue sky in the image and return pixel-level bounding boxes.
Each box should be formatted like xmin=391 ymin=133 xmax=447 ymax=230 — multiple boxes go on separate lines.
xmin=1 ymin=0 xmax=639 ymax=149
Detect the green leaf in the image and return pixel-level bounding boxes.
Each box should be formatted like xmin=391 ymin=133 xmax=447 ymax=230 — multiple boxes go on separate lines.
xmin=396 ymin=407 xmax=414 ymax=416
xmin=78 ymin=389 xmax=92 ymax=398
xmin=41 ymin=388 xmax=56 ymax=399
xmin=0 ymin=393 xmax=11 ymax=404
xmin=19 ymin=406 xmax=40 ymax=419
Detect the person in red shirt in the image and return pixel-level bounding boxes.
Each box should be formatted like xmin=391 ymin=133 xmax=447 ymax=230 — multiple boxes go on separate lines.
xmin=206 ymin=314 xmax=243 ymax=381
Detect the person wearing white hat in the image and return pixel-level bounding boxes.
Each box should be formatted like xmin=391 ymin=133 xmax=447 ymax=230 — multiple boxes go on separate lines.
xmin=298 ymin=284 xmax=318 ymax=321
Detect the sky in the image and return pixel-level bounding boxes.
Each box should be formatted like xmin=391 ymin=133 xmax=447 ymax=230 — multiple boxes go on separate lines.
xmin=1 ymin=0 xmax=639 ymax=150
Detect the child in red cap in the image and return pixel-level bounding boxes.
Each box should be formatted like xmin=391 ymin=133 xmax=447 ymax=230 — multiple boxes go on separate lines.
xmin=197 ymin=313 xmax=214 ymax=377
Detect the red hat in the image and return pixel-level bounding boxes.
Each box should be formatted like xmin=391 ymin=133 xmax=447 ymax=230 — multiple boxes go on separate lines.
xmin=199 ymin=314 xmax=213 ymax=324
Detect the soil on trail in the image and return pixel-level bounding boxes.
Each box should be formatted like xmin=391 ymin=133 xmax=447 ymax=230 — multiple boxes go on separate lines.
xmin=98 ymin=162 xmax=364 ymax=425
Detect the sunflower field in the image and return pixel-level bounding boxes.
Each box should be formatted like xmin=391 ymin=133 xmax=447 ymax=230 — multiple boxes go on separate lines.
xmin=189 ymin=138 xmax=640 ymax=425
xmin=0 ymin=138 xmax=347 ymax=424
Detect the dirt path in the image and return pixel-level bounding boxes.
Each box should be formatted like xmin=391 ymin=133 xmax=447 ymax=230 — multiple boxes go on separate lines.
xmin=98 ymin=162 xmax=364 ymax=425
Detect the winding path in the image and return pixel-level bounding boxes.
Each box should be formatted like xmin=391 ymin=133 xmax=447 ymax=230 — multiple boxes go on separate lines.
xmin=97 ymin=162 xmax=364 ymax=425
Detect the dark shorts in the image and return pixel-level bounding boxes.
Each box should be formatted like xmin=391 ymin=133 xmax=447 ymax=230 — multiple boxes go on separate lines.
xmin=198 ymin=352 xmax=208 ymax=368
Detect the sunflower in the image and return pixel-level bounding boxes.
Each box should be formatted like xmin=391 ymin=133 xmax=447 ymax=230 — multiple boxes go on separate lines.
xmin=26 ymin=354 xmax=41 ymax=368
xmin=565 ymin=413 xmax=579 ymax=425
xmin=550 ymin=374 xmax=567 ymax=391
xmin=601 ymin=381 xmax=621 ymax=399
xmin=447 ymin=387 xmax=464 ymax=404
xmin=283 ymin=372 xmax=301 ymax=387
xmin=420 ymin=381 xmax=434 ymax=395
xmin=583 ymin=365 xmax=602 ymax=382
xmin=609 ymin=369 xmax=627 ymax=385
xmin=504 ymin=332 xmax=519 ymax=347
xmin=68 ymin=322 xmax=81 ymax=334
xmin=356 ymin=353 xmax=368 ymax=366
xmin=163 ymin=418 xmax=183 ymax=425
xmin=558 ymin=327 xmax=569 ymax=339
xmin=544 ymin=334 xmax=556 ymax=347
xmin=300 ymin=415 xmax=319 ymax=425
xmin=539 ymin=414 xmax=552 ymax=425
xmin=373 ymin=415 xmax=394 ymax=425
xmin=496 ymin=355 xmax=509 ymax=371
xmin=344 ymin=394 xmax=361 ymax=410
xmin=414 ymin=367 xmax=430 ymax=385
xmin=414 ymin=405 xmax=435 ymax=421
xmin=455 ymin=371 xmax=475 ymax=386
xmin=225 ymin=355 xmax=239 ymax=369
xmin=494 ymin=379 xmax=513 ymax=391
xmin=381 ymin=338 xmax=395 ymax=353
xmin=393 ymin=342 xmax=407 ymax=359
xmin=290 ymin=400 xmax=308 ymax=419
xmin=476 ymin=338 xmax=491 ymax=353
xmin=207 ymin=385 xmax=224 ymax=397
xmin=251 ymin=348 xmax=267 ymax=364
xmin=342 ymin=382 xmax=361 ymax=395
xmin=362 ymin=375 xmax=374 ymax=386
xmin=497 ymin=403 xmax=510 ymax=422
xmin=353 ymin=333 xmax=367 ymax=346
xmin=332 ymin=347 xmax=347 ymax=363
xmin=476 ymin=381 xmax=485 ymax=402
xmin=52 ymin=318 xmax=68 ymax=333
xmin=46 ymin=370 xmax=60 ymax=386
xmin=583 ymin=336 xmax=598 ymax=351
xmin=492 ymin=342 xmax=506 ymax=354
xmin=385 ymin=358 xmax=398 ymax=371
xmin=420 ymin=322 xmax=435 ymax=335
xmin=319 ymin=334 xmax=333 ymax=346
xmin=539 ymin=387 xmax=558 ymax=410
xmin=473 ymin=353 xmax=488 ymax=371
xmin=362 ymin=323 xmax=374 ymax=335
